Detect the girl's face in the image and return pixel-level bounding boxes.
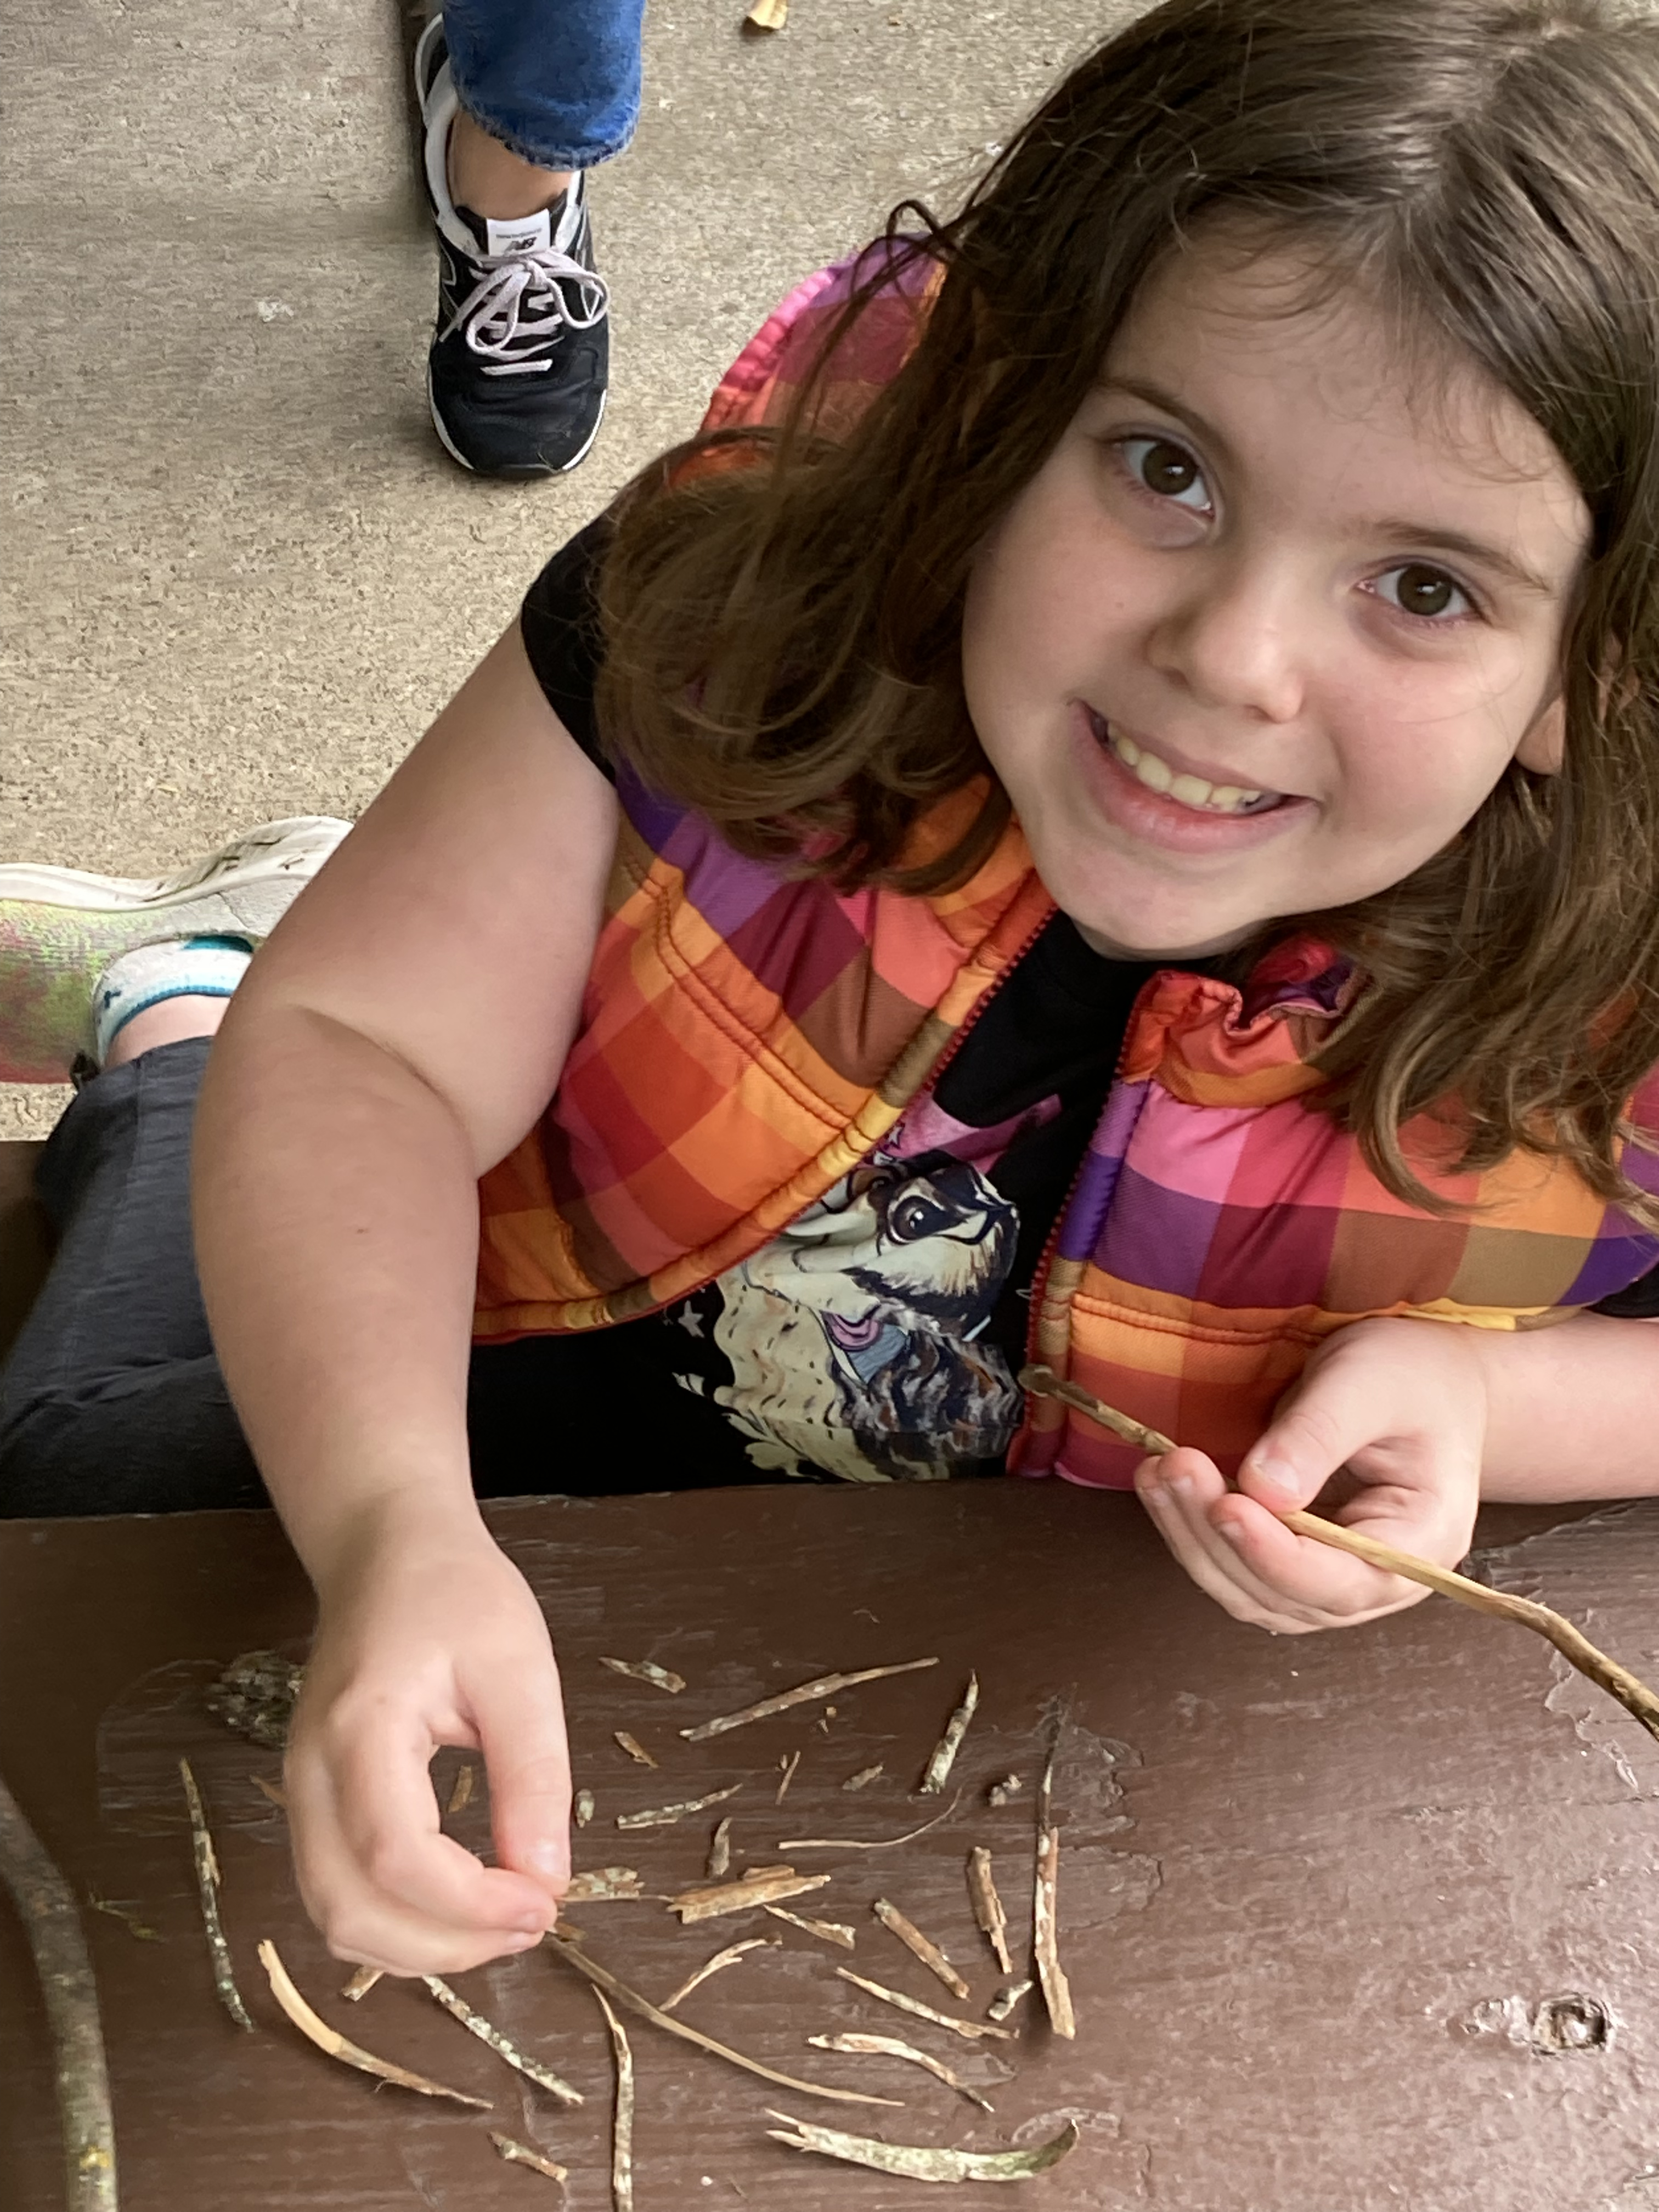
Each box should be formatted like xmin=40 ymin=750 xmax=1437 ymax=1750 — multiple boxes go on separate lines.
xmin=961 ymin=235 xmax=1591 ymax=960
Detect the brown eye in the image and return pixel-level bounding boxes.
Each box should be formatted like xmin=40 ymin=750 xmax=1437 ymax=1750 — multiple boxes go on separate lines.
xmin=1388 ymin=564 xmax=1461 ymax=620
xmin=1138 ymin=439 xmax=1199 ymax=496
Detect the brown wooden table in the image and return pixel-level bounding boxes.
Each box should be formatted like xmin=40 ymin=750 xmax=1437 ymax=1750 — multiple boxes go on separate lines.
xmin=2 ymin=1481 xmax=1656 ymax=2212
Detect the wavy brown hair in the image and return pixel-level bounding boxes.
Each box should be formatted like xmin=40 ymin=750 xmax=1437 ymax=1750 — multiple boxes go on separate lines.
xmin=596 ymin=0 xmax=1659 ymax=1218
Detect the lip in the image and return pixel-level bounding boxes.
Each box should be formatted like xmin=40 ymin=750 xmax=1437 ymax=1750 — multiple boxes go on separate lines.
xmin=1070 ymin=703 xmax=1314 ymax=856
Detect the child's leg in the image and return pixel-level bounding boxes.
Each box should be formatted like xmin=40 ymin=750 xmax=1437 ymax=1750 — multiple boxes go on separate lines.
xmin=0 ymin=1035 xmax=263 ymax=1514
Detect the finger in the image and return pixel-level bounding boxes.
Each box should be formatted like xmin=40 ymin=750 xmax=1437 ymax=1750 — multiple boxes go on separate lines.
xmin=293 ymin=1703 xmax=558 ymax=1945
xmin=467 ymin=1643 xmax=573 ymax=1901
xmin=1138 ymin=1454 xmax=1333 ymax=1630
xmin=1208 ymin=1491 xmax=1430 ymax=1622
xmin=1237 ymin=1353 xmax=1398 ymax=1513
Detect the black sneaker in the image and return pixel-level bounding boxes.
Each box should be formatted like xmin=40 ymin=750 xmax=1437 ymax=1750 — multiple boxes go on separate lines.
xmin=415 ymin=14 xmax=610 ymax=477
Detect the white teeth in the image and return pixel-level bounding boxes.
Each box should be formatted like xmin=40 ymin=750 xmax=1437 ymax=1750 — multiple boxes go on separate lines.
xmin=1104 ymin=727 xmax=1269 ymax=815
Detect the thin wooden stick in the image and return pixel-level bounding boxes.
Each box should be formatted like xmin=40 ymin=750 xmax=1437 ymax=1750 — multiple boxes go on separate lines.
xmin=835 ymin=1966 xmax=1015 ymax=2042
xmin=871 ymin=1899 xmax=969 ymax=2000
xmin=490 ymin=2131 xmax=568 ymax=2181
xmin=680 ymin=1658 xmax=938 ymax=1741
xmin=258 ymin=1940 xmax=490 ymax=2107
xmin=592 ymin=1989 xmax=634 ymax=2212
xmin=545 ymin=1932 xmax=901 ymax=2106
xmin=179 ymin=1758 xmax=253 ymax=2031
xmin=0 ymin=1768 xmax=118 ymax=2211
xmin=424 ymin=1976 xmax=583 ymax=2101
xmin=658 ymin=1936 xmax=776 ymax=2013
xmin=1019 ymin=1363 xmax=1659 ymax=1742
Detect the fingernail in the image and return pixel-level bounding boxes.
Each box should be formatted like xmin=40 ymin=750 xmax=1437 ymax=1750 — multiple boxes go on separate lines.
xmin=1248 ymin=1455 xmax=1300 ymax=1499
xmin=1218 ymin=1521 xmax=1248 ymax=1549
xmin=526 ymin=1843 xmax=566 ymax=1881
xmin=1165 ymin=1470 xmax=1193 ymax=1498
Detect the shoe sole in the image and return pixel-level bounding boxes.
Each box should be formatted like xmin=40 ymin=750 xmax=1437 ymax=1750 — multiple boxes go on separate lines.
xmin=0 ymin=817 xmax=351 ymax=911
xmin=427 ymin=370 xmax=607 ymax=477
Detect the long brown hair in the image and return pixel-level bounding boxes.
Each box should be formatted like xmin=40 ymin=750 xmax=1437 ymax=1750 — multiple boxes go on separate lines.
xmin=597 ymin=0 xmax=1659 ymax=1217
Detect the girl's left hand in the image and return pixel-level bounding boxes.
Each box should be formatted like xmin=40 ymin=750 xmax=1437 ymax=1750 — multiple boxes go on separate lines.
xmin=1133 ymin=1316 xmax=1487 ymax=1633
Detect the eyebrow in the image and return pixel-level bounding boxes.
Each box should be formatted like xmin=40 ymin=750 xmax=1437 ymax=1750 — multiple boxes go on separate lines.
xmin=1097 ymin=374 xmax=1561 ymax=599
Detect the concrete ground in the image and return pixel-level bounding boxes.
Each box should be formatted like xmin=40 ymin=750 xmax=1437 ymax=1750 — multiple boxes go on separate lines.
xmin=1 ymin=0 xmax=1132 ymax=1137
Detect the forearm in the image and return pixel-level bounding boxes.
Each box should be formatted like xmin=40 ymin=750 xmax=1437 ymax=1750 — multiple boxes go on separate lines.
xmin=1471 ymin=1310 xmax=1659 ymax=1501
xmin=194 ymin=998 xmax=487 ymax=1587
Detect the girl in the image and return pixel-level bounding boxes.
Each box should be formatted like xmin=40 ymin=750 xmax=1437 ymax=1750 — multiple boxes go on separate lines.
xmin=4 ymin=0 xmax=1659 ymax=1978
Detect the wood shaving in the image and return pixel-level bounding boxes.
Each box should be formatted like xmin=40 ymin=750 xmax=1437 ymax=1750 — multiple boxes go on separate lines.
xmin=252 ymin=1774 xmax=288 ymax=1810
xmin=778 ymin=1790 xmax=963 ymax=1853
xmin=613 ymin=1731 xmax=657 ymax=1769
xmin=768 ymin=2111 xmax=1080 ymax=2180
xmin=746 ymin=0 xmax=789 ymax=28
xmin=808 ymin=2032 xmax=994 ymax=2113
xmin=776 ymin=1751 xmax=802 ymax=1803
xmin=546 ymin=1932 xmax=900 ymax=2106
xmin=592 ymin=1989 xmax=634 ymax=2212
xmin=668 ymin=1867 xmax=831 ymax=1923
xmin=842 ymin=1764 xmax=883 ymax=1791
xmin=872 ymin=1898 xmax=969 ymax=2001
xmin=986 ymin=1775 xmax=1023 ymax=1808
xmin=680 ymin=1658 xmax=938 ymax=1741
xmin=617 ymin=1781 xmax=742 ymax=1831
xmin=446 ymin=1765 xmax=475 ymax=1816
xmin=179 ymin=1758 xmax=252 ymax=2031
xmin=574 ymin=1789 xmax=596 ymax=1829
xmin=490 ymin=2131 xmax=568 ymax=2181
xmin=966 ymin=1847 xmax=1013 ymax=1974
xmin=919 ymin=1672 xmax=979 ymax=1795
xmin=707 ymin=1815 xmax=734 ymax=1878
xmin=257 ymin=1940 xmax=490 ymax=2107
xmin=1033 ymin=1744 xmax=1075 ymax=2039
xmin=565 ymin=1867 xmax=645 ymax=1901
xmin=86 ymin=1892 xmax=160 ymax=1943
xmin=600 ymin=1657 xmax=686 ymax=1695
xmin=341 ymin=1965 xmax=382 ymax=2002
xmin=836 ymin=1966 xmax=1014 ymax=2042
xmin=425 ymin=1975 xmax=583 ymax=2102
xmin=986 ymin=1978 xmax=1033 ymax=2024
xmin=659 ymin=1935 xmax=777 ymax=2013
xmin=764 ymin=1904 xmax=856 ymax=1949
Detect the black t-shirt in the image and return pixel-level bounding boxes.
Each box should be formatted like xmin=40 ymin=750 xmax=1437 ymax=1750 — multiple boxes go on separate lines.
xmin=483 ymin=523 xmax=1659 ymax=1491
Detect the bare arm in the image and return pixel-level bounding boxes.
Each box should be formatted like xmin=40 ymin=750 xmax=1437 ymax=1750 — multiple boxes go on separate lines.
xmin=194 ymin=624 xmax=617 ymax=1972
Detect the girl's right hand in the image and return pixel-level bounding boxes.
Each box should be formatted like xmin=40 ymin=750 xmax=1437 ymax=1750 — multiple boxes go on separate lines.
xmin=283 ymin=1502 xmax=572 ymax=1976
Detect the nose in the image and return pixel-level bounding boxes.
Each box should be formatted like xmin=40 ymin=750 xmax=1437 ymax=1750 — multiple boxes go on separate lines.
xmin=1145 ymin=546 xmax=1307 ymax=725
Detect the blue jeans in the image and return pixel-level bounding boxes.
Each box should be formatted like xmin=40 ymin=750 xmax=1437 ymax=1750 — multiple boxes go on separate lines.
xmin=442 ymin=0 xmax=648 ymax=172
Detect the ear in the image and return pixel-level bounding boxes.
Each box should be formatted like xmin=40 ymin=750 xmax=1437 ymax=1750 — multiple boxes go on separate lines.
xmin=1515 ymin=692 xmax=1565 ymax=775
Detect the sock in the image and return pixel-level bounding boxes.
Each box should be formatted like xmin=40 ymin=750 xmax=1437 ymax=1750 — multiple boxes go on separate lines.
xmin=92 ymin=935 xmax=252 ymax=1064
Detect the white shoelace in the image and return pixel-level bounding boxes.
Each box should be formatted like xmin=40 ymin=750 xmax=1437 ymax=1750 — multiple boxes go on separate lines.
xmin=445 ymin=245 xmax=609 ymax=378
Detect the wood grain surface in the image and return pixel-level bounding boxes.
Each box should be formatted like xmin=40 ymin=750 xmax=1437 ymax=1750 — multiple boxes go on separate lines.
xmin=1 ymin=1483 xmax=1652 ymax=2212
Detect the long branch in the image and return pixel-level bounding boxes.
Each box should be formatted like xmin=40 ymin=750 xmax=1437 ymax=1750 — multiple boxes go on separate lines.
xmin=0 ymin=1768 xmax=118 ymax=2209
xmin=1019 ymin=1362 xmax=1659 ymax=1742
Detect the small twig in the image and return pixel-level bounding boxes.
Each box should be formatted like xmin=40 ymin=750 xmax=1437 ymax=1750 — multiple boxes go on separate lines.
xmin=779 ymin=1790 xmax=963 ymax=1853
xmin=592 ymin=1989 xmax=634 ymax=2212
xmin=918 ymin=1673 xmax=979 ymax=1794
xmin=769 ymin=2111 xmax=1079 ymax=2181
xmin=613 ymin=1731 xmax=657 ymax=1769
xmin=765 ymin=1904 xmax=857 ymax=1950
xmin=776 ymin=1750 xmax=802 ymax=1804
xmin=871 ymin=1899 xmax=969 ymax=2000
xmin=600 ymin=1657 xmax=686 ymax=1694
xmin=680 ymin=1658 xmax=938 ymax=1742
xmin=835 ymin=1966 xmax=1014 ymax=2042
xmin=340 ymin=1965 xmax=382 ymax=2002
xmin=1032 ymin=1739 xmax=1075 ymax=2039
xmin=841 ymin=1764 xmax=883 ymax=1792
xmin=808 ymin=2031 xmax=994 ymax=2112
xmin=707 ymin=1815 xmax=734 ymax=1879
xmin=446 ymin=1765 xmax=475 ymax=1816
xmin=424 ymin=1976 xmax=583 ymax=2101
xmin=966 ymin=1847 xmax=1013 ymax=1974
xmin=545 ymin=1932 xmax=901 ymax=2105
xmin=0 ymin=1768 xmax=118 ymax=2210
xmin=617 ymin=1782 xmax=741 ymax=1832
xmin=1019 ymin=1363 xmax=1659 ymax=1743
xmin=659 ymin=1936 xmax=777 ymax=2013
xmin=179 ymin=1758 xmax=252 ymax=2031
xmin=490 ymin=2131 xmax=568 ymax=2181
xmin=258 ymin=1940 xmax=490 ymax=2107
xmin=668 ymin=1867 xmax=831 ymax=1923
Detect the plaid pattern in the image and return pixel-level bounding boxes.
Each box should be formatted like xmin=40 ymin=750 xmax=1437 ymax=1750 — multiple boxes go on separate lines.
xmin=476 ymin=247 xmax=1659 ymax=1486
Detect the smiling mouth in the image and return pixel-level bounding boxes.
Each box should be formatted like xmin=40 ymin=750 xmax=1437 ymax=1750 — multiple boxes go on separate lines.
xmin=1086 ymin=709 xmax=1286 ymax=817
